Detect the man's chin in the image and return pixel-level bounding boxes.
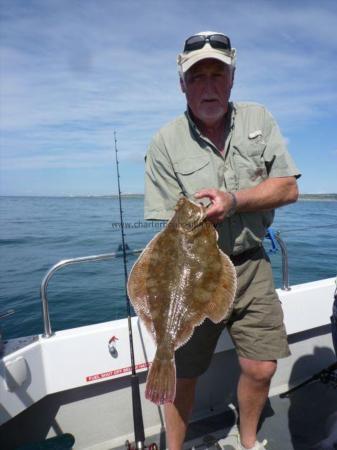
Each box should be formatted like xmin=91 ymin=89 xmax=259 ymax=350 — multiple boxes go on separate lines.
xmin=198 ymin=109 xmax=227 ymax=124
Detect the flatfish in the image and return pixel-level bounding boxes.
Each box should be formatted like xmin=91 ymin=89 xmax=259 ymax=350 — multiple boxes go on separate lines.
xmin=127 ymin=197 xmax=237 ymax=405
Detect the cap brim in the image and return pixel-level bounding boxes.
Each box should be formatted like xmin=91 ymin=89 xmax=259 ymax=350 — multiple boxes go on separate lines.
xmin=178 ymin=48 xmax=233 ymax=73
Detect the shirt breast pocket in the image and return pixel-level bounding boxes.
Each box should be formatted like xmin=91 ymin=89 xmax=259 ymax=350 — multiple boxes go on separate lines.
xmin=233 ymin=139 xmax=268 ymax=189
xmin=173 ymin=156 xmax=212 ymax=195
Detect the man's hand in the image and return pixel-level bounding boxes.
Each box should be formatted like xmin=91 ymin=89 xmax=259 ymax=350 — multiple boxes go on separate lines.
xmin=195 ymin=177 xmax=299 ymax=223
xmin=194 ymin=189 xmax=234 ymax=223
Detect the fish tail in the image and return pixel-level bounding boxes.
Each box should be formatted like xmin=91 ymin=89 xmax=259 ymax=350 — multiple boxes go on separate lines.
xmin=145 ymin=348 xmax=176 ymax=405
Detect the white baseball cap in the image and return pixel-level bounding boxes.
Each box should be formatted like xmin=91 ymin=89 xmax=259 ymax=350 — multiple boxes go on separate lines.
xmin=177 ymin=31 xmax=236 ymax=76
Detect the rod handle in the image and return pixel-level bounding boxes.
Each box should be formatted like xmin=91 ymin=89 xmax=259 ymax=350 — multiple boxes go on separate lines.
xmin=131 ymin=374 xmax=145 ymax=446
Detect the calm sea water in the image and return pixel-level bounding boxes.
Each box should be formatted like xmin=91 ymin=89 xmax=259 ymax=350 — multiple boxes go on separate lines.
xmin=0 ymin=196 xmax=336 ymax=341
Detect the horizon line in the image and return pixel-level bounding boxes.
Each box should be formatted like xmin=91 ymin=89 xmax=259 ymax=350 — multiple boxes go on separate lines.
xmin=0 ymin=193 xmax=337 ymax=198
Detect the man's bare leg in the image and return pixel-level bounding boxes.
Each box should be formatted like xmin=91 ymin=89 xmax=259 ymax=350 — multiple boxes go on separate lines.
xmin=237 ymin=358 xmax=277 ymax=448
xmin=164 ymin=377 xmax=198 ymax=450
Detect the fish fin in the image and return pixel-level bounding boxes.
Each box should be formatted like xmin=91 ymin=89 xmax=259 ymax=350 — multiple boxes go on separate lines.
xmin=205 ymin=252 xmax=237 ymax=323
xmin=127 ymin=240 xmax=159 ymax=337
xmin=145 ymin=349 xmax=176 ymax=405
xmin=174 ymin=318 xmax=204 ymax=349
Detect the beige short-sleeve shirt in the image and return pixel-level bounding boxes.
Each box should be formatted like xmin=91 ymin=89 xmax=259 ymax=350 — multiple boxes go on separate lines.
xmin=145 ymin=102 xmax=300 ymax=255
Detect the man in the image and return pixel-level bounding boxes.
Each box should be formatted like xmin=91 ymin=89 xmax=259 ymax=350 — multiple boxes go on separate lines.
xmin=144 ymin=31 xmax=300 ymax=450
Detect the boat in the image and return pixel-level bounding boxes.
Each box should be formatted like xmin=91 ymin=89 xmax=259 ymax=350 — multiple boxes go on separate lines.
xmin=0 ymin=234 xmax=336 ymax=450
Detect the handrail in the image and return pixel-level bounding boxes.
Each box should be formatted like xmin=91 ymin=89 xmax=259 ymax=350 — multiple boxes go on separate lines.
xmin=40 ymin=233 xmax=291 ymax=338
xmin=40 ymin=249 xmax=142 ymax=338
xmin=274 ymin=232 xmax=291 ymax=291
xmin=0 ymin=309 xmax=15 ymax=356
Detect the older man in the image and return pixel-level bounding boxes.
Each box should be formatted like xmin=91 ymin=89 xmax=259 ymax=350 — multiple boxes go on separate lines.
xmin=144 ymin=32 xmax=300 ymax=450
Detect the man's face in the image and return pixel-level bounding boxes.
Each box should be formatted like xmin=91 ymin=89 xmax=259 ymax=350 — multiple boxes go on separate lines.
xmin=182 ymin=58 xmax=234 ymax=126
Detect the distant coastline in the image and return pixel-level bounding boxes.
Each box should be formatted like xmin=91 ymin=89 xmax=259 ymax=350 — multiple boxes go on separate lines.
xmin=297 ymin=193 xmax=337 ymax=201
xmin=114 ymin=193 xmax=337 ymax=201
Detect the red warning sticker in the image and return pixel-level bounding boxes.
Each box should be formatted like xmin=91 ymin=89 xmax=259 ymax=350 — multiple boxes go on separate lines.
xmin=86 ymin=362 xmax=150 ymax=382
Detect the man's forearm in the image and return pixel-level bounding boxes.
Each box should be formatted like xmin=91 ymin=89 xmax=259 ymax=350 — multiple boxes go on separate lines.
xmin=195 ymin=176 xmax=299 ymax=223
xmin=235 ymin=176 xmax=299 ymax=213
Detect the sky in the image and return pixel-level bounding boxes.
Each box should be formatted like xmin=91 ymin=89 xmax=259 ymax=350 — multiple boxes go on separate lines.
xmin=0 ymin=0 xmax=336 ymax=196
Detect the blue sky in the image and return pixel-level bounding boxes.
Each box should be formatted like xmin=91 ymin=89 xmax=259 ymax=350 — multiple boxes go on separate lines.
xmin=0 ymin=0 xmax=336 ymax=196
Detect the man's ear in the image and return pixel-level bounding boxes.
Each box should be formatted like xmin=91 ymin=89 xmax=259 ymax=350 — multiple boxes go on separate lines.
xmin=180 ymin=76 xmax=186 ymax=93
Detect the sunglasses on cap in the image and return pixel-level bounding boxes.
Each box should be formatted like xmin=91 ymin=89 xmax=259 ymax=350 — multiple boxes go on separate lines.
xmin=183 ymin=34 xmax=231 ymax=52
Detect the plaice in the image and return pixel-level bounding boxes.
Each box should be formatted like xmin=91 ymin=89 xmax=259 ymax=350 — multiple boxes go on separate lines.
xmin=127 ymin=197 xmax=237 ymax=404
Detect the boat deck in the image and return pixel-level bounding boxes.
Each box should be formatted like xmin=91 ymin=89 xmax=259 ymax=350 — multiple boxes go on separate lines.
xmin=183 ymin=374 xmax=337 ymax=450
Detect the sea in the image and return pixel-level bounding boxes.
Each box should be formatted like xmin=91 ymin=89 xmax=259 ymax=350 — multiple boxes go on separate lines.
xmin=0 ymin=196 xmax=336 ymax=341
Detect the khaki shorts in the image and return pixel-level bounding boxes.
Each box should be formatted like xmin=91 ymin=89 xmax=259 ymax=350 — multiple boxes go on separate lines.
xmin=175 ymin=247 xmax=290 ymax=378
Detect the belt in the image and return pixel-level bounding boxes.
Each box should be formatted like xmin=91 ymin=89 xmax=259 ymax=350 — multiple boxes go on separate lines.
xmin=230 ymin=246 xmax=262 ymax=266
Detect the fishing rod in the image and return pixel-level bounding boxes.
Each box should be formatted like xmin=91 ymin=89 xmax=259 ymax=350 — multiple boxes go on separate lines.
xmin=114 ymin=131 xmax=146 ymax=450
xmin=279 ymin=361 xmax=337 ymax=398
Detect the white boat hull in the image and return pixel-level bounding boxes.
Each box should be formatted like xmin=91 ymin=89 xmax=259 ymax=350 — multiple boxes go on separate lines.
xmin=0 ymin=277 xmax=336 ymax=449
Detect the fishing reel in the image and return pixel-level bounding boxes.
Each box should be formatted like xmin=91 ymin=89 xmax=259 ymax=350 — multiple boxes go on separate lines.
xmin=125 ymin=440 xmax=158 ymax=450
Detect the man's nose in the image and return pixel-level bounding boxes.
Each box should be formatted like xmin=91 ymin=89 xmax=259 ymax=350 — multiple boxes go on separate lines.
xmin=203 ymin=77 xmax=216 ymax=94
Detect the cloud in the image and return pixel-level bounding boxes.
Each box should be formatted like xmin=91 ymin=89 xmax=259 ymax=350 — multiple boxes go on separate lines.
xmin=0 ymin=0 xmax=336 ymax=194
